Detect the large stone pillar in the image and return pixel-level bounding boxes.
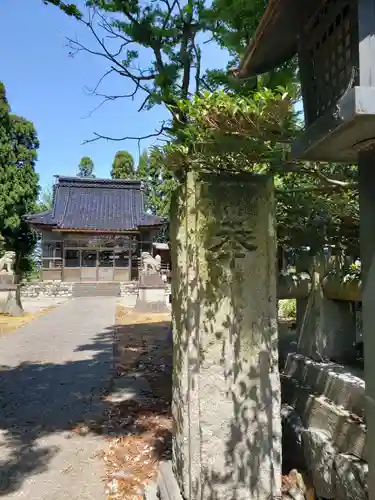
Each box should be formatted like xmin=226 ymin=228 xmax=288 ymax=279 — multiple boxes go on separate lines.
xmin=296 ymin=254 xmax=356 ymax=364
xmin=170 ymin=171 xmax=281 ymax=500
xmin=359 ymin=149 xmax=375 ymax=500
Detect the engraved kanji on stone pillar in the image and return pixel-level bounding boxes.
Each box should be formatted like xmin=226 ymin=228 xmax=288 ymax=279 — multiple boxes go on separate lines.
xmin=170 ymin=171 xmax=281 ymax=500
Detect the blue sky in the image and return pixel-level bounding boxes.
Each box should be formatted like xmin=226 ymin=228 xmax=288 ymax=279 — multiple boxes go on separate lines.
xmin=1 ymin=0 xmax=229 ymax=191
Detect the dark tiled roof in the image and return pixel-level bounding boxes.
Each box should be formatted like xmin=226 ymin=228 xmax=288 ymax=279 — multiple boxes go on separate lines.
xmin=26 ymin=176 xmax=163 ymax=231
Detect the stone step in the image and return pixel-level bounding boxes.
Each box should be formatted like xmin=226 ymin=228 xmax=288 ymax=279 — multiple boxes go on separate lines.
xmin=281 ymin=375 xmax=368 ymax=461
xmin=72 ymin=282 xmax=121 ymax=297
xmin=281 ymin=404 xmax=368 ymax=500
xmin=284 ymin=352 xmax=365 ymax=418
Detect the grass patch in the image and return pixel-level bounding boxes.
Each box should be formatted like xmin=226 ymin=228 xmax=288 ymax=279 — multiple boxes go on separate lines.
xmin=278 ymin=298 xmax=296 ymax=320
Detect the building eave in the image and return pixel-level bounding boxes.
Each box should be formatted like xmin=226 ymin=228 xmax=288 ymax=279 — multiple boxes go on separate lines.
xmin=236 ymin=0 xmax=298 ymax=78
xmin=53 ymin=228 xmax=141 ymax=234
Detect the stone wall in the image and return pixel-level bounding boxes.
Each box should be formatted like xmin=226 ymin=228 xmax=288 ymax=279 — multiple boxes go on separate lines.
xmin=21 ymin=281 xmax=73 ymax=297
xmin=21 ymin=280 xmax=172 ymax=302
xmin=120 ymin=282 xmax=139 ymax=297
xmin=282 ymin=352 xmax=368 ymax=500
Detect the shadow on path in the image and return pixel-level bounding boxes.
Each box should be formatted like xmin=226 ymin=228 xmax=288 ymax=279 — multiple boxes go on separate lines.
xmin=0 ymin=327 xmax=114 ymax=496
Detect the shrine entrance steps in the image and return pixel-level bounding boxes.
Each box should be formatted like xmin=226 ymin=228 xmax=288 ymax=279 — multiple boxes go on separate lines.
xmin=72 ymin=282 xmax=121 ymax=297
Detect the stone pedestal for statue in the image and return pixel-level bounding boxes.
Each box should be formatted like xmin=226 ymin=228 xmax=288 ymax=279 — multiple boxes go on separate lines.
xmin=0 ymin=274 xmax=23 ymax=317
xmin=135 ymin=271 xmax=169 ymax=313
xmin=139 ymin=271 xmax=165 ymax=288
xmin=170 ymin=171 xmax=281 ymax=500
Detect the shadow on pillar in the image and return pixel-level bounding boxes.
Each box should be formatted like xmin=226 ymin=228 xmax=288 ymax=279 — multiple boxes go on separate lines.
xmin=170 ymin=171 xmax=281 ymax=500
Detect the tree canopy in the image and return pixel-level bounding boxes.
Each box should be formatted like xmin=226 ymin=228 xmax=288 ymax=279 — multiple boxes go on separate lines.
xmin=111 ymin=151 xmax=135 ymax=179
xmin=77 ymin=156 xmax=95 ymax=177
xmin=43 ymin=0 xmax=359 ymax=255
xmin=0 ymin=81 xmax=40 ymax=277
xmin=42 ymin=0 xmax=267 ymax=141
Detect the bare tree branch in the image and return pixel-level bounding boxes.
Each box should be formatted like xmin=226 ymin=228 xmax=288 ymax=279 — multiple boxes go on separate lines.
xmin=138 ymin=94 xmax=151 ymax=112
xmin=82 ymin=122 xmax=170 ymax=145
xmin=278 ymin=184 xmax=357 ymax=193
xmin=311 ymin=163 xmax=355 ymax=187
xmin=277 ymin=161 xmax=357 ymax=188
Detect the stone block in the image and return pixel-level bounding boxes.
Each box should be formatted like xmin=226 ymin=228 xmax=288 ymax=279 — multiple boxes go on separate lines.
xmin=134 ymin=286 xmax=169 ymax=313
xmin=0 ymin=287 xmax=23 ymax=316
xmin=284 ymin=353 xmax=365 ymax=418
xmin=20 ymin=281 xmax=73 ymax=298
xmin=171 ymin=172 xmax=281 ymax=500
xmin=281 ymin=405 xmax=306 ymax=472
xmin=0 ymin=273 xmax=14 ymax=285
xmin=158 ymin=461 xmax=184 ymax=500
xmin=334 ymin=453 xmax=368 ymax=500
xmin=302 ymin=428 xmax=337 ymax=499
xmin=139 ymin=272 xmax=165 ymax=288
xmin=282 ymin=375 xmax=368 ymax=460
xmin=296 ymin=257 xmax=357 ymax=364
xmin=143 ymin=481 xmax=158 ymax=500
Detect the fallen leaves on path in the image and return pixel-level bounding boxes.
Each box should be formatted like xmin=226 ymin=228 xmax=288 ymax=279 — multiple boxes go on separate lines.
xmin=104 ymin=399 xmax=171 ymax=499
xmin=104 ymin=307 xmax=172 ymax=500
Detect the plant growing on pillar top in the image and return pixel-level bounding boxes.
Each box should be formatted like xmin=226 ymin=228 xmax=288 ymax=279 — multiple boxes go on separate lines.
xmin=163 ymin=87 xmax=299 ymax=175
xmin=163 ymin=88 xmax=359 ymax=252
xmin=327 ymin=259 xmax=361 ymax=285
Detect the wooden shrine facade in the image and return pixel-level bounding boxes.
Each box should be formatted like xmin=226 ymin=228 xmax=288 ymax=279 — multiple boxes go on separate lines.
xmin=26 ymin=176 xmax=164 ymax=282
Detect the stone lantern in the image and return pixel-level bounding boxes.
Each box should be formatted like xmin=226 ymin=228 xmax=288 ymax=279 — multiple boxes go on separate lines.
xmin=237 ymin=1 xmax=375 ymax=500
xmin=238 ymin=0 xmax=375 ymax=162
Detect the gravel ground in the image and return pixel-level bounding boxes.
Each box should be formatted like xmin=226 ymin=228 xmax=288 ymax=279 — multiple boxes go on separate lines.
xmin=0 ymin=297 xmax=117 ymax=499
xmin=21 ymin=297 xmax=70 ymax=314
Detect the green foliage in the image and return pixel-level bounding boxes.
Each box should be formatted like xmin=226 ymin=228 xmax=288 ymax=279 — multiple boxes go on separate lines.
xmin=42 ymin=0 xmax=268 ymax=136
xmin=0 ymin=82 xmax=40 ymax=278
xmin=111 ymin=151 xmax=135 ymax=179
xmin=276 ymin=164 xmax=358 ymax=251
xmin=77 ymin=156 xmax=95 ymax=177
xmin=137 ymin=150 xmax=149 ymax=177
xmin=42 ymin=0 xmax=81 ymax=18
xmin=278 ymin=299 xmax=296 ymax=320
xmin=327 ymin=259 xmax=361 ymax=284
xmin=137 ymin=148 xmax=178 ymax=217
xmin=164 ymin=87 xmax=298 ymax=173
xmin=37 ymin=185 xmax=54 ymax=212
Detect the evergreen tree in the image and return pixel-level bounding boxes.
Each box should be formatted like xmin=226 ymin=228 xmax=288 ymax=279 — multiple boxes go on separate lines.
xmin=0 ymin=81 xmax=40 ymax=278
xmin=111 ymin=151 xmax=135 ymax=179
xmin=77 ymin=156 xmax=95 ymax=177
xmin=137 ymin=148 xmax=177 ymax=217
xmin=37 ymin=185 xmax=54 ymax=211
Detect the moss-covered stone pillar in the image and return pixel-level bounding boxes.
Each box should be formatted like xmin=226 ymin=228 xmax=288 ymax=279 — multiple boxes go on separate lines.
xmin=296 ymin=254 xmax=357 ymax=364
xmin=170 ymin=171 xmax=281 ymax=500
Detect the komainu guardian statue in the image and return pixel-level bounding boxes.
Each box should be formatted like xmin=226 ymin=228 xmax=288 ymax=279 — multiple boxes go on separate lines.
xmin=0 ymin=251 xmax=16 ymax=275
xmin=141 ymin=252 xmax=161 ymax=273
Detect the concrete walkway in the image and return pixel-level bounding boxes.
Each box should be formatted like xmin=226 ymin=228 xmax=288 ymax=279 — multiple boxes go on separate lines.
xmin=0 ymin=297 xmax=117 ymax=499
